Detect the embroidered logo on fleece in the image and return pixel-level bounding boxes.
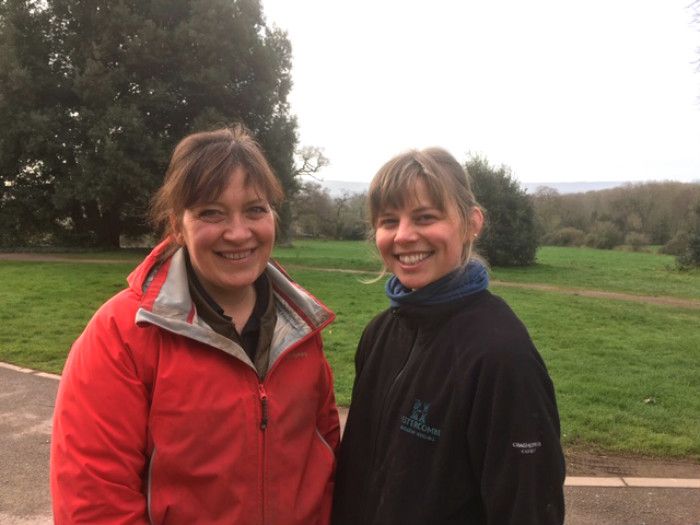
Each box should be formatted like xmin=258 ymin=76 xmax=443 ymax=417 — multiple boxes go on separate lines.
xmin=399 ymin=399 xmax=441 ymax=442
xmin=512 ymin=441 xmax=542 ymax=454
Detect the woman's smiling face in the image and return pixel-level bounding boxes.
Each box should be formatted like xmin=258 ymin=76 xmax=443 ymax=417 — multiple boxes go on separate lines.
xmin=173 ymin=167 xmax=275 ymax=303
xmin=374 ymin=179 xmax=468 ymax=290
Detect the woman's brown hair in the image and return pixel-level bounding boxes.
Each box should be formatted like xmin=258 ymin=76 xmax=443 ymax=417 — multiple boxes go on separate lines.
xmin=150 ymin=125 xmax=284 ymax=250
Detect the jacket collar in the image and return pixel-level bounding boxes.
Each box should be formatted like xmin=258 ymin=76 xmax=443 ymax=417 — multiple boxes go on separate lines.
xmin=390 ymin=289 xmax=490 ymax=324
xmin=128 ymin=239 xmax=334 ymax=370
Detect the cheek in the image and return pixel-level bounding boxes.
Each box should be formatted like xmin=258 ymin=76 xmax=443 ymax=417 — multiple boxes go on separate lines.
xmin=445 ymin=235 xmax=466 ymax=264
xmin=181 ymin=222 xmax=219 ymax=250
xmin=374 ymin=232 xmax=393 ymax=259
xmin=258 ymin=219 xmax=276 ymax=246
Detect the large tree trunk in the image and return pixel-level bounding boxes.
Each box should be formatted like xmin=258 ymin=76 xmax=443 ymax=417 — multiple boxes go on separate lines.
xmin=276 ymin=201 xmax=294 ymax=247
xmin=95 ymin=210 xmax=122 ymax=248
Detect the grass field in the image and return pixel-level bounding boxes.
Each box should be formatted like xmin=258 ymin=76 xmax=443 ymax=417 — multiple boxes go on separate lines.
xmin=0 ymin=261 xmax=131 ymax=371
xmin=492 ymin=246 xmax=700 ymax=300
xmin=273 ymin=241 xmax=700 ymax=299
xmin=1 ymin=242 xmax=699 ymax=458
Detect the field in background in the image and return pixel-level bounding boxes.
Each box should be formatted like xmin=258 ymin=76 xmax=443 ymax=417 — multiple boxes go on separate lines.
xmin=1 ymin=242 xmax=699 ymax=458
xmin=274 ymin=241 xmax=700 ymax=299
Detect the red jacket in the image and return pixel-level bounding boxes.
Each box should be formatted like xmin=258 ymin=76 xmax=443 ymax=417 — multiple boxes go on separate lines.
xmin=51 ymin=242 xmax=339 ymax=524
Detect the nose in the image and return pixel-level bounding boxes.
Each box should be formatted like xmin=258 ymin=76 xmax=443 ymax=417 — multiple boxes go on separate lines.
xmin=394 ymin=218 xmax=418 ymax=244
xmin=222 ymin=214 xmax=253 ymax=242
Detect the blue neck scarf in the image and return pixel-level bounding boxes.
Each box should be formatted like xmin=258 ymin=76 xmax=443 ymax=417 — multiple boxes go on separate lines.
xmin=385 ymin=261 xmax=489 ymax=308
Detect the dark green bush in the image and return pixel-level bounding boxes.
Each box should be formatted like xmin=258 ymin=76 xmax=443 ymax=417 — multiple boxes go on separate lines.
xmin=468 ymin=156 xmax=538 ymax=266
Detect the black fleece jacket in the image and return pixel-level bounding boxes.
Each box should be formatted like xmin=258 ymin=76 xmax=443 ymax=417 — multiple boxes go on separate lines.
xmin=332 ymin=290 xmax=565 ymax=525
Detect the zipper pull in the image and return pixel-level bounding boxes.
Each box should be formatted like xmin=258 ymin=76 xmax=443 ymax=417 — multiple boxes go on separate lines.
xmin=258 ymin=384 xmax=268 ymax=431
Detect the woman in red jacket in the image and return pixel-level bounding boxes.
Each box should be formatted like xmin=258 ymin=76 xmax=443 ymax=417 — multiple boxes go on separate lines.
xmin=51 ymin=126 xmax=339 ymax=524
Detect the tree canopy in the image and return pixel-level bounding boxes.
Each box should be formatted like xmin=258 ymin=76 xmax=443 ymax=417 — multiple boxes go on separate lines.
xmin=467 ymin=156 xmax=538 ymax=266
xmin=0 ymin=0 xmax=297 ymax=247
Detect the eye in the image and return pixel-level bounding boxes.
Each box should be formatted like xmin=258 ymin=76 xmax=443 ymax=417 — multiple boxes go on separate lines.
xmin=415 ymin=213 xmax=438 ymax=224
xmin=247 ymin=204 xmax=270 ymax=217
xmin=377 ymin=216 xmax=398 ymax=228
xmin=197 ymin=208 xmax=225 ymax=223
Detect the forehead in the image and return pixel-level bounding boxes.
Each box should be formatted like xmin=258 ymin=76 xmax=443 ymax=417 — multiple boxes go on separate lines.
xmin=194 ymin=167 xmax=266 ymax=205
xmin=380 ymin=178 xmax=443 ymax=212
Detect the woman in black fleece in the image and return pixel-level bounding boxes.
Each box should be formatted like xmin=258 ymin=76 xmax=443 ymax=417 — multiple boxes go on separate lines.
xmin=332 ymin=148 xmax=565 ymax=525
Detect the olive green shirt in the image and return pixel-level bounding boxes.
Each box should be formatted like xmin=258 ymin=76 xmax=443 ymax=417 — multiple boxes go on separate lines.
xmin=184 ymin=251 xmax=277 ymax=377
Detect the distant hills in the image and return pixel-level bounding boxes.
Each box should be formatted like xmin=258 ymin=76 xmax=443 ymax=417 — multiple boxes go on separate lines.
xmin=314 ymin=179 xmax=672 ymax=197
xmin=520 ymin=181 xmax=633 ymax=194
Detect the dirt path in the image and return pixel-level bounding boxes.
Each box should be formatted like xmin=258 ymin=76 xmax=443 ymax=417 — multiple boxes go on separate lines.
xmin=491 ymin=280 xmax=700 ymax=309
xmin=564 ymin=446 xmax=700 ymax=478
xmin=0 ymin=253 xmax=133 ymax=264
xmin=2 ymin=254 xmax=699 ymax=309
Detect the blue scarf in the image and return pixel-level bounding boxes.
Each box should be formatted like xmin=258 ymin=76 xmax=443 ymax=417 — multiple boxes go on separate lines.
xmin=385 ymin=261 xmax=489 ymax=308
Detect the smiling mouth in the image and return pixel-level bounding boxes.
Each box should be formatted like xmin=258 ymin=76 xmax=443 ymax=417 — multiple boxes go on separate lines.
xmin=216 ymin=249 xmax=254 ymax=261
xmin=396 ymin=252 xmax=432 ymax=265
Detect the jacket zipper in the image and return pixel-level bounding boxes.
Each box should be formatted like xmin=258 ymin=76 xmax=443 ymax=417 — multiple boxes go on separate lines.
xmin=259 ymin=383 xmax=269 ymax=430
xmin=255 ymin=337 xmax=310 ymax=525
xmin=258 ymin=383 xmax=268 ymax=525
xmin=362 ymin=321 xmax=420 ymax=522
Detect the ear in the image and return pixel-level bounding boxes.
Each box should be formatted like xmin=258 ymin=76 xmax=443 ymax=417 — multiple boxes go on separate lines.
xmin=466 ymin=207 xmax=484 ymax=242
xmin=169 ymin=214 xmax=185 ymax=246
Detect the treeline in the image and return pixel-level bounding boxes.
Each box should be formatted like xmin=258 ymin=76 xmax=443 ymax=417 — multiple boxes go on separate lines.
xmin=292 ymin=178 xmax=700 ymax=255
xmin=290 ymin=182 xmax=367 ymax=240
xmin=532 ymin=182 xmax=700 ymax=256
xmin=290 ymin=175 xmax=700 ymax=269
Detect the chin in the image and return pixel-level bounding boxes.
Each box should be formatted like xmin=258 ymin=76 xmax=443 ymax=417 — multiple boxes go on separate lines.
xmin=394 ymin=274 xmax=428 ymax=290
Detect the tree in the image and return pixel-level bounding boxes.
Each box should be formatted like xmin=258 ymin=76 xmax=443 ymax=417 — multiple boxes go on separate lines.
xmin=678 ymin=203 xmax=700 ymax=268
xmin=467 ymin=155 xmax=538 ymax=266
xmin=289 ymin=181 xmax=335 ymax=238
xmin=277 ymin=146 xmax=329 ymax=245
xmin=532 ymin=186 xmax=562 ymax=237
xmin=333 ymin=191 xmax=367 ymax=240
xmin=293 ymin=146 xmax=330 ymax=179
xmin=0 ymin=0 xmax=297 ymax=247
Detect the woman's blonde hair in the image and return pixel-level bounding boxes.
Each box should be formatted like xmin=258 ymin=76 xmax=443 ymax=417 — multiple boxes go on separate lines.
xmin=150 ymin=125 xmax=284 ymax=251
xmin=368 ymin=147 xmax=483 ymax=265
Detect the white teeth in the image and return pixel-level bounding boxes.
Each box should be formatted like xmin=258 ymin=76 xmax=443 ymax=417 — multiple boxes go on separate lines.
xmin=219 ymin=250 xmax=253 ymax=261
xmin=397 ymin=252 xmax=430 ymax=265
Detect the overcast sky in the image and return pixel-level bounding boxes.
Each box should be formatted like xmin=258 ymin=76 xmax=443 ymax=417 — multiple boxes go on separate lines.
xmin=261 ymin=0 xmax=700 ymax=185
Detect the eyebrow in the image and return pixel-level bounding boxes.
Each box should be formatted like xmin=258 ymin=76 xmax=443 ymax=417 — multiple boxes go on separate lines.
xmin=191 ymin=196 xmax=269 ymax=208
xmin=378 ymin=204 xmax=441 ymax=215
xmin=244 ymin=198 xmax=269 ymax=206
xmin=411 ymin=206 xmax=440 ymax=213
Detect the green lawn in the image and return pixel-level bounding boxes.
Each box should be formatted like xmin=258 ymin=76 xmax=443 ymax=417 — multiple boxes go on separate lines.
xmin=274 ymin=239 xmax=381 ymax=272
xmin=1 ymin=242 xmax=699 ymax=458
xmin=494 ymin=285 xmax=700 ymax=457
xmin=492 ymin=246 xmax=700 ymax=300
xmin=0 ymin=261 xmax=134 ymax=372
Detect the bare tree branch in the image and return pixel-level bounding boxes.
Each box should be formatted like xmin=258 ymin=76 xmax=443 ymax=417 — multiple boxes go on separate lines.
xmin=293 ymin=146 xmax=329 ymax=180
